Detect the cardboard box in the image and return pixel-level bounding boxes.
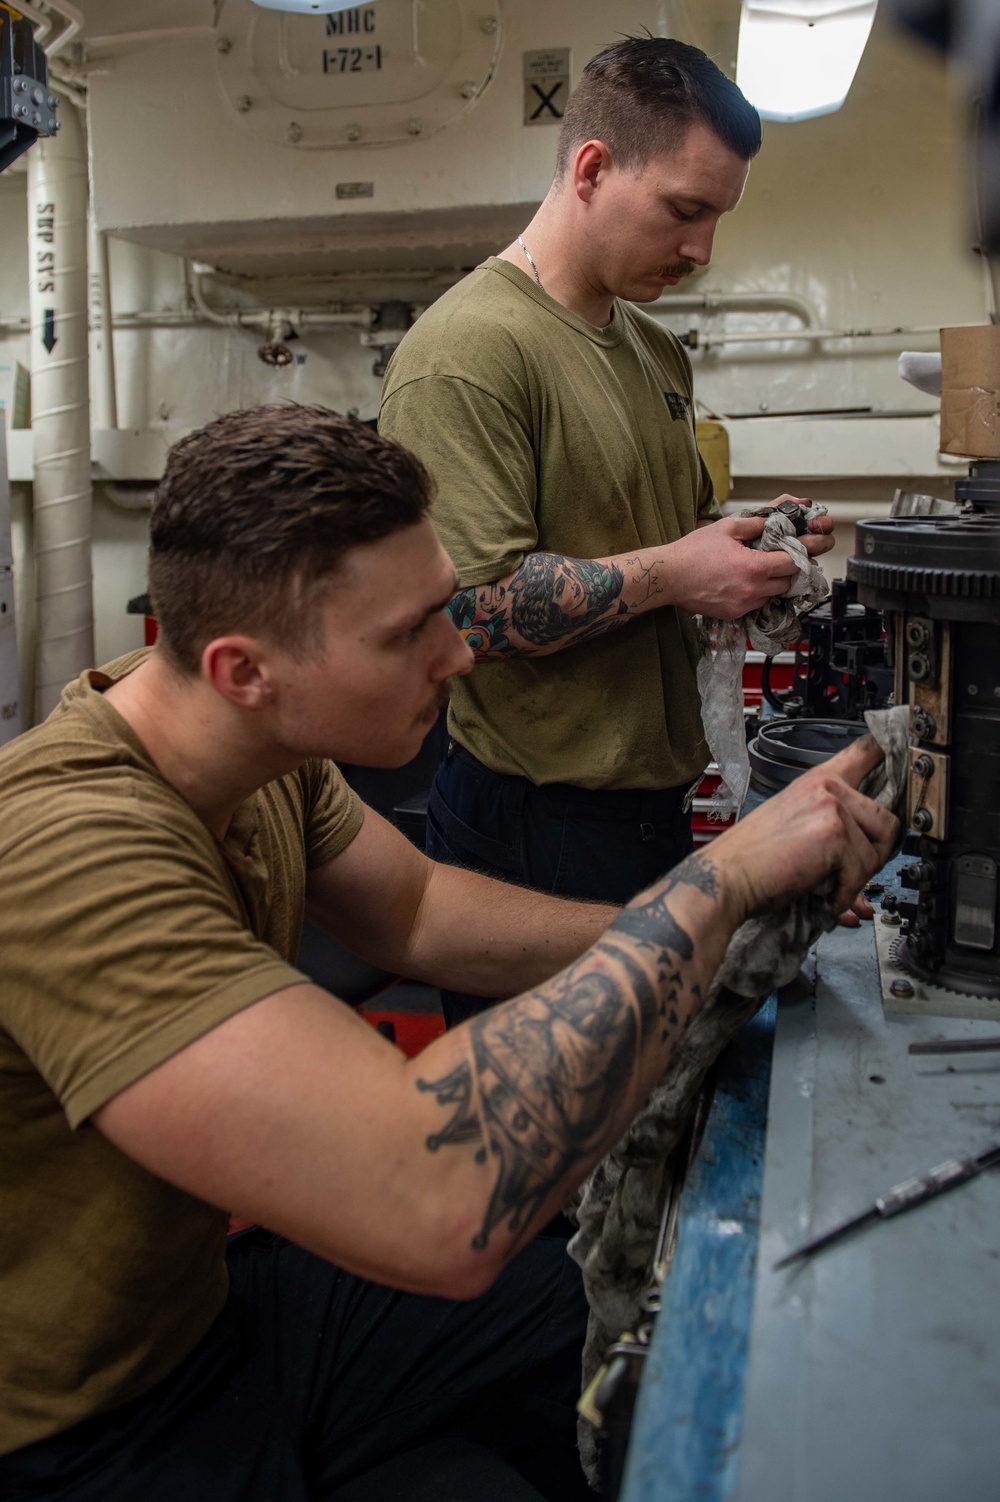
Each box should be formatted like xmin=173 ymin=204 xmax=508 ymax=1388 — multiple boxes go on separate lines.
xmin=0 ymin=362 xmax=29 ymax=432
xmin=940 ymin=325 xmax=1000 ymax=458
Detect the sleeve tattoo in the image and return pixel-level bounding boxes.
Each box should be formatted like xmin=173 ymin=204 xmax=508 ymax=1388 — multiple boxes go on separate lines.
xmin=415 ymin=854 xmax=719 ymax=1251
xmin=448 ymin=552 xmax=630 ymax=660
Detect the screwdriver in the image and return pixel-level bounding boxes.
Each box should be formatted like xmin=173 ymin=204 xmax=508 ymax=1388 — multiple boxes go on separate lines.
xmin=774 ymin=1142 xmax=1000 ymax=1270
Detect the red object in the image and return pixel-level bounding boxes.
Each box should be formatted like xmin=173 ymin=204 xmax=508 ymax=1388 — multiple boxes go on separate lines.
xmin=144 ymin=616 xmax=158 ymax=646
xmin=361 ymin=1007 xmax=446 ymax=1057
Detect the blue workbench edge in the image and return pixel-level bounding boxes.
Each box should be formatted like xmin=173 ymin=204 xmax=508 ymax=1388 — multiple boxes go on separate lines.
xmin=619 ymin=993 xmax=778 ymax=1502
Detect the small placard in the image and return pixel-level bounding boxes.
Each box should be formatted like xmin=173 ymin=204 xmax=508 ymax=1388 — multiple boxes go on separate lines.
xmin=336 ymin=181 xmax=375 ymax=199
xmin=523 ymin=48 xmax=570 ymax=127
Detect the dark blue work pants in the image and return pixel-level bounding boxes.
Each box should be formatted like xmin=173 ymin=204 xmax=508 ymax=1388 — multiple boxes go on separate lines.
xmin=426 ymin=742 xmax=694 ymax=1028
xmin=0 ymin=1230 xmax=589 ymax=1502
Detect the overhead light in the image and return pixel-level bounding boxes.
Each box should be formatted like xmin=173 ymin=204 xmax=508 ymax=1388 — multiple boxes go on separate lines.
xmin=249 ymin=0 xmax=374 ymax=12
xmin=736 ymin=0 xmax=879 ymax=123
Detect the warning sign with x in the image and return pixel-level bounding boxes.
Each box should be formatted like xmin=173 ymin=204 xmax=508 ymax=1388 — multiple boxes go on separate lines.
xmin=523 ymin=48 xmax=570 ymax=128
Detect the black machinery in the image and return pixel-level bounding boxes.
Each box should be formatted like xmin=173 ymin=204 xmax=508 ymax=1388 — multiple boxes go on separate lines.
xmin=760 ymin=577 xmax=894 ymax=721
xmin=0 ymin=6 xmax=59 ymax=174
xmin=847 ymin=500 xmax=1000 ymax=1000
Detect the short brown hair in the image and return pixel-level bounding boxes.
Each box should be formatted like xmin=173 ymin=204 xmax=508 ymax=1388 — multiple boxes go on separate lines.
xmin=555 ymin=37 xmax=761 ymax=181
xmin=148 ymin=403 xmax=431 ymax=672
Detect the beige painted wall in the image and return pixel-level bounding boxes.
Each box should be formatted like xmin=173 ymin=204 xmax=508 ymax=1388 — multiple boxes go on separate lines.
xmin=0 ymin=0 xmax=990 ymax=673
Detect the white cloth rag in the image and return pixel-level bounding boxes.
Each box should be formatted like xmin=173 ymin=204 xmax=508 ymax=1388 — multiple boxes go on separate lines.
xmin=697 ymin=504 xmax=831 ymax=817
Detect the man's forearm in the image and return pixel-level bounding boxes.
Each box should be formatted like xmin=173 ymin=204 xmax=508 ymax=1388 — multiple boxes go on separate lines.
xmin=403 ymin=860 xmax=618 ymax=997
xmin=449 ymin=546 xmax=671 ymax=662
xmin=408 ymin=851 xmax=743 ymax=1260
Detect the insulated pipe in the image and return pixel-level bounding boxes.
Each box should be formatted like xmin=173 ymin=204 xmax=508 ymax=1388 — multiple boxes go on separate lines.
xmin=88 ymin=221 xmax=117 ymax=429
xmin=27 ymin=97 xmax=94 ymax=721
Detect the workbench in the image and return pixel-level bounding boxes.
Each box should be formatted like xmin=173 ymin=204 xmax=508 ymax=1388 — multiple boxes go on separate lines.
xmin=620 ymin=866 xmax=1000 ymax=1502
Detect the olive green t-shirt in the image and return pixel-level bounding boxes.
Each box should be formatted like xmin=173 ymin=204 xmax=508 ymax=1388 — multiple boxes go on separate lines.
xmin=379 ymin=257 xmax=721 ymax=791
xmin=0 ymin=651 xmax=364 ymax=1455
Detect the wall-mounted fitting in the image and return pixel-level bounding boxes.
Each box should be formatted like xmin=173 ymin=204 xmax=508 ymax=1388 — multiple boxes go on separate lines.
xmin=406 ymin=116 xmax=423 ymax=135
xmin=361 ymin=300 xmax=414 ymax=377
xmin=346 ymin=124 xmax=362 ymax=141
xmin=459 ymin=81 xmax=477 ymax=99
xmin=287 ymin=120 xmax=303 ymax=143
xmin=235 ymin=94 xmax=252 ymax=113
xmin=481 ymin=15 xmax=497 ymax=33
xmin=216 ymin=35 xmax=233 ymax=54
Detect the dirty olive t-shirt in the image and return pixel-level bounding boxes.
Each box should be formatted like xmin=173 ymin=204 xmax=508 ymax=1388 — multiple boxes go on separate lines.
xmin=379 ymin=258 xmax=721 ymax=791
xmin=0 ymin=651 xmax=364 ymax=1455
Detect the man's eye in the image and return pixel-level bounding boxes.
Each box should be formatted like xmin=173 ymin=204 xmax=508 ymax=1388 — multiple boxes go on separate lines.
xmin=671 ymin=204 xmax=697 ymax=222
xmin=399 ymin=623 xmax=424 ymax=644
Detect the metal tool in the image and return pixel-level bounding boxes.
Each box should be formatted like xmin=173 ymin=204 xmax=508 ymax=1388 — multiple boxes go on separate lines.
xmin=909 ymin=1036 xmax=1000 ymax=1056
xmin=774 ymin=1143 xmax=1000 ymax=1270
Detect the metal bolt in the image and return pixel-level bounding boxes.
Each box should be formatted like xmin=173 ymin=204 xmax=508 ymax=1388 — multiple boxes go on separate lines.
xmin=459 ymin=81 xmax=478 ymax=99
xmin=47 ymin=95 xmax=58 ymax=109
xmin=31 ymin=85 xmax=43 ymax=104
xmin=406 ymin=116 xmax=423 ymax=135
xmin=346 ymin=124 xmax=362 ymax=141
xmin=913 ymin=808 xmax=934 ymax=833
xmin=216 ymin=35 xmax=232 ymax=54
xmin=481 ymin=15 xmax=498 ymax=32
xmin=913 ymin=754 xmax=934 ymax=778
xmin=287 ymin=121 xmax=304 ymax=143
xmin=13 ymin=77 xmax=25 ymax=93
xmin=865 ymin=881 xmax=884 ymax=896
xmin=912 ymin=706 xmax=936 ymax=740
xmin=235 ymin=95 xmax=252 ymax=113
xmin=968 ymin=684 xmax=979 ymax=696
xmin=994 ymin=687 xmax=1000 ymax=700
xmin=881 ymin=911 xmax=902 ymax=927
xmin=890 ymin=979 xmax=915 ymax=999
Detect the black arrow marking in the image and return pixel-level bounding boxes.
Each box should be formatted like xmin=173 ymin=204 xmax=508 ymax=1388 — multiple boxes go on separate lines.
xmin=42 ymin=309 xmax=56 ymax=352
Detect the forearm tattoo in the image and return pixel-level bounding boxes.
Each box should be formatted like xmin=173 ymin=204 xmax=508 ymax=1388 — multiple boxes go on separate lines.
xmin=448 ymin=552 xmax=627 ymax=660
xmin=416 ymin=854 xmax=721 ymax=1251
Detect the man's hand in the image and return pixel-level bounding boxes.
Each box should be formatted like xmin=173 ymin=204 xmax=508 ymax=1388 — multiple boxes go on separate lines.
xmin=660 ymin=497 xmax=834 ymax=620
xmin=710 ymin=735 xmax=899 ymax=921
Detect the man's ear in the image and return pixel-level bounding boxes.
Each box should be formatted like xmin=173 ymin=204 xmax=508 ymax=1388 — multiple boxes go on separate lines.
xmin=201 ymin=636 xmax=275 ymax=709
xmin=573 ymin=139 xmax=612 ymax=204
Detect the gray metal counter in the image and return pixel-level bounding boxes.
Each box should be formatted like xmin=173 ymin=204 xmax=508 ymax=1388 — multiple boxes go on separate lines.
xmin=621 ymin=896 xmax=1000 ymax=1502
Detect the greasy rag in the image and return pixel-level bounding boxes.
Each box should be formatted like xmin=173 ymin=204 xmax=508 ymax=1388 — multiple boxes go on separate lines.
xmin=569 ymin=705 xmax=910 ymax=1483
xmin=697 ymin=505 xmax=830 ymax=816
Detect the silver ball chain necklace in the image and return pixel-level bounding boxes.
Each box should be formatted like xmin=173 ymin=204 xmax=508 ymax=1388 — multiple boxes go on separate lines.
xmin=517 ymin=234 xmax=543 ymax=290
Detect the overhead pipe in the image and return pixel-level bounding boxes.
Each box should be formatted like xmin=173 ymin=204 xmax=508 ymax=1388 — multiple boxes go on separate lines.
xmin=26 ymin=91 xmax=94 ymax=721
xmin=654 ymin=290 xmax=819 ymax=327
xmin=185 ymin=262 xmax=375 ymax=334
xmin=686 ymin=321 xmax=946 ymax=351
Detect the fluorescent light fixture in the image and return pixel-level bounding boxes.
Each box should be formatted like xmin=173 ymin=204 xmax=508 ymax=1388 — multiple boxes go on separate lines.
xmin=736 ymin=0 xmax=878 ymax=123
xmin=249 ymin=0 xmax=373 ymax=12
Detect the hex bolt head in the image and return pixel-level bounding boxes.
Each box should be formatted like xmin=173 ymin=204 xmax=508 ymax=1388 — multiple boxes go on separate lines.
xmin=216 ymin=36 xmax=232 ymax=54
xmin=235 ymin=95 xmax=252 ymax=113
xmin=459 ymin=81 xmax=477 ymax=99
xmin=912 ymin=808 xmax=933 ymax=833
xmin=287 ymin=121 xmax=304 ymax=143
xmin=13 ymin=76 xmax=26 ymax=92
xmin=346 ymin=124 xmax=361 ymax=141
xmin=406 ymin=116 xmax=423 ymax=135
xmin=890 ymin=979 xmax=915 ymax=999
xmin=481 ymin=15 xmax=498 ymax=32
xmin=913 ymin=754 xmax=934 ymax=778
xmin=881 ymin=911 xmax=902 ymax=927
